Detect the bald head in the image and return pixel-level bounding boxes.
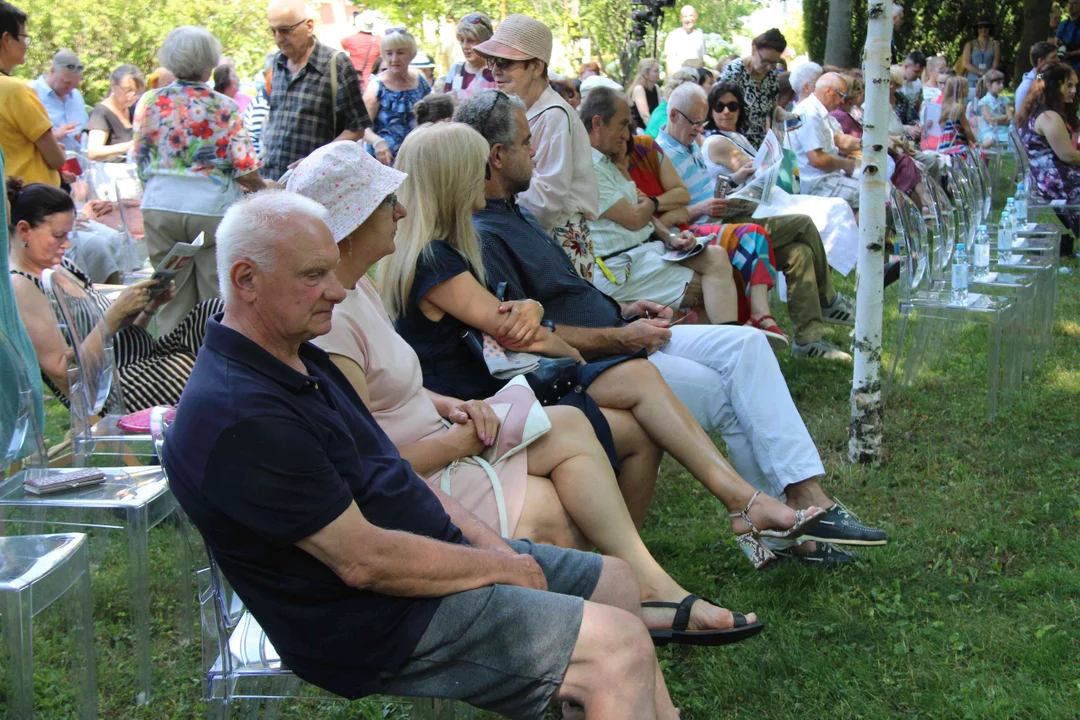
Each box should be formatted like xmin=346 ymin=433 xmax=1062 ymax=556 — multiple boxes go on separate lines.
xmin=814 ymin=72 xmax=848 ymax=111
xmin=268 ymin=0 xmax=315 ymax=60
xmin=680 ymin=5 xmax=698 ymax=31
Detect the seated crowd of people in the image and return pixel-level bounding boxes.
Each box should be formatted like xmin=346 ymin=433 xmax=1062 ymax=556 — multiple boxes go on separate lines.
xmin=0 ymin=0 xmax=1072 ymax=715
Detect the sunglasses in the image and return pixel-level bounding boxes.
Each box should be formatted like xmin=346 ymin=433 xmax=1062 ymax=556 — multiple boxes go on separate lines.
xmin=58 ymin=62 xmax=85 ymax=72
xmin=385 ymin=27 xmax=410 ymax=36
xmin=267 ymin=20 xmax=306 ymax=36
xmin=380 ymin=192 xmax=398 ymax=209
xmin=462 ymin=13 xmax=487 ymax=25
xmin=675 ymin=108 xmax=707 ymax=129
xmin=487 ymin=56 xmax=524 ymax=70
xmin=713 ymin=101 xmax=740 ymax=113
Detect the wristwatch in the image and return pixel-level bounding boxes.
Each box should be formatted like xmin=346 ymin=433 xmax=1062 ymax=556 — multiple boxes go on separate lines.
xmin=541 ymin=319 xmax=556 ymax=332
xmin=650 ymin=196 xmax=660 ymax=214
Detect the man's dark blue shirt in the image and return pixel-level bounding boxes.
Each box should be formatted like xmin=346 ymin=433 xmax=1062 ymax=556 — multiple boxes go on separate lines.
xmin=163 ymin=315 xmax=464 ymax=699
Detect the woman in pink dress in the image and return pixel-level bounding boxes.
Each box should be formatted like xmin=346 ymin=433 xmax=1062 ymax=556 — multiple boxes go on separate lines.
xmin=287 ymin=141 xmax=764 ymax=646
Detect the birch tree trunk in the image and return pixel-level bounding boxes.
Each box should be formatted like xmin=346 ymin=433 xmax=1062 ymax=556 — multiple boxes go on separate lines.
xmin=849 ymin=0 xmax=891 ymax=464
xmin=825 ymin=0 xmax=855 ymax=69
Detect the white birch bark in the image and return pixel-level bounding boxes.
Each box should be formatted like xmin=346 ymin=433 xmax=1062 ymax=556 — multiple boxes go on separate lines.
xmin=848 ymin=0 xmax=892 ymax=464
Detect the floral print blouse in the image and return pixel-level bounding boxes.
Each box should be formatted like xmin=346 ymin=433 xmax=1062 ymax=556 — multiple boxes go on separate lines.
xmin=717 ymin=58 xmax=779 ymax=150
xmin=133 ymin=81 xmax=259 ymax=215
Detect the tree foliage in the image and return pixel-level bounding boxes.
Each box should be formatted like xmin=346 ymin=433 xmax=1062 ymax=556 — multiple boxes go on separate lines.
xmin=14 ymin=0 xmax=269 ymax=105
xmin=806 ymin=0 xmax=1024 ymax=83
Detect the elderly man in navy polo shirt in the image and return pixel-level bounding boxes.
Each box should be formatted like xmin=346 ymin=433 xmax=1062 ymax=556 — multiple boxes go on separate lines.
xmin=162 ymin=190 xmax=681 ymax=719
xmin=455 ymin=90 xmax=889 ymax=568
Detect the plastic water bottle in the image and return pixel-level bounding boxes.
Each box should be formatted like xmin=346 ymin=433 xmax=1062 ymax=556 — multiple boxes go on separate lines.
xmin=951 ymin=243 xmax=969 ymax=303
xmin=1015 ymin=182 xmax=1029 ymax=225
xmin=998 ymin=210 xmax=1014 ymax=264
xmin=972 ymin=225 xmax=991 ymax=280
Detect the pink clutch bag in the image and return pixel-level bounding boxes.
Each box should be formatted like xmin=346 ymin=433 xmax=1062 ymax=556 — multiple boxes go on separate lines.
xmin=117 ymin=406 xmax=175 ymax=434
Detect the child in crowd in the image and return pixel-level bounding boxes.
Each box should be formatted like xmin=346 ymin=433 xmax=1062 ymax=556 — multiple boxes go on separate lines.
xmin=976 ymin=69 xmax=1012 ymax=147
xmin=938 ymin=74 xmax=977 ymax=159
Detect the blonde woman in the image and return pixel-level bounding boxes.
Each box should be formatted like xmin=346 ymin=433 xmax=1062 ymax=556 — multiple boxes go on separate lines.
xmin=441 ymin=12 xmax=498 ymax=99
xmin=362 ymin=28 xmax=431 ymax=161
xmin=628 ymin=58 xmax=661 ymax=128
xmin=645 ymin=69 xmax=698 ymax=137
xmin=379 ymin=122 xmax=827 ymax=571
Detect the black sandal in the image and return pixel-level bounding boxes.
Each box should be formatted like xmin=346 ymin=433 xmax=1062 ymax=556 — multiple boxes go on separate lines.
xmin=643 ymin=594 xmax=765 ymax=647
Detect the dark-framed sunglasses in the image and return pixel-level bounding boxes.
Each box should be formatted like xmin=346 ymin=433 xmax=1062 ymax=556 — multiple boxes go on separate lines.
xmin=384 ymin=27 xmax=410 ymax=36
xmin=267 ymin=20 xmax=306 ymax=37
xmin=380 ymin=192 xmax=398 ymax=209
xmin=462 ymin=13 xmax=488 ymax=25
xmin=713 ymin=100 xmax=740 ymax=113
xmin=487 ymin=56 xmax=524 ymax=71
xmin=675 ymin=108 xmax=707 ymax=129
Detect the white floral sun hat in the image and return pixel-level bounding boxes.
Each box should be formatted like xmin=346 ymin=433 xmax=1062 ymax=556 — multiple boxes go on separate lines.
xmin=285 ymin=141 xmax=407 ymax=243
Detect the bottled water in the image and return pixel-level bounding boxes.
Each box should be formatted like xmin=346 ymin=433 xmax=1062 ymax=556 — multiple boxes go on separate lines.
xmin=998 ymin=210 xmax=1014 ymax=264
xmin=951 ymin=243 xmax=969 ymax=303
xmin=972 ymin=225 xmax=991 ymax=279
xmin=1015 ymin=182 xmax=1029 ymax=224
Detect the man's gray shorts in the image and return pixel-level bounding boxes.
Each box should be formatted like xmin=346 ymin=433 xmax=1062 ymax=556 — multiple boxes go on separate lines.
xmin=378 ymin=539 xmax=603 ymax=720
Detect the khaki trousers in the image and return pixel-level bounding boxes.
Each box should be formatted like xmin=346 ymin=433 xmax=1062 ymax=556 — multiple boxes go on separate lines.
xmin=142 ymin=209 xmax=224 ymax=335
xmin=754 ymin=214 xmax=836 ymax=345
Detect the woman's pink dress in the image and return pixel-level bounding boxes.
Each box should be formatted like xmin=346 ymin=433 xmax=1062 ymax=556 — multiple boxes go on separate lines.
xmin=314 ymin=277 xmax=529 ymax=535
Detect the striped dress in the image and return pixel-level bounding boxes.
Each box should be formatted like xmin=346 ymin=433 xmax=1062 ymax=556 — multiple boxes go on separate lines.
xmin=10 ymin=257 xmax=222 ymax=411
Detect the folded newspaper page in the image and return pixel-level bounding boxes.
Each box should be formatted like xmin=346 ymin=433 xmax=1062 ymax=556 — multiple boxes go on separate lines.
xmin=149 ymin=231 xmax=204 ymax=298
xmin=728 ymin=130 xmax=782 ymax=206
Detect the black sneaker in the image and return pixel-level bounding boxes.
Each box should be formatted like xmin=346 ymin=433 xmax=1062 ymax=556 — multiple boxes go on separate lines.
xmin=801 ymin=501 xmax=889 ymax=546
xmin=775 ymin=542 xmax=856 ymax=568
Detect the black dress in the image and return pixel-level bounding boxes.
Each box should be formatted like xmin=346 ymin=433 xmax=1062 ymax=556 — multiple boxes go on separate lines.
xmin=630 ymin=85 xmax=659 ymax=131
xmin=396 ymin=240 xmax=632 ymax=469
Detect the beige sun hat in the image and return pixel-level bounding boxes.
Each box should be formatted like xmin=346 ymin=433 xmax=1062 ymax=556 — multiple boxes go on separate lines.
xmin=285 ymin=141 xmax=407 ymax=243
xmin=473 ymin=14 xmax=552 ymax=66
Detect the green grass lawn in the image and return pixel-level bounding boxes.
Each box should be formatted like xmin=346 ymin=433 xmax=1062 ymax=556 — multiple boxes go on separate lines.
xmin=4 ymin=203 xmax=1079 ymax=719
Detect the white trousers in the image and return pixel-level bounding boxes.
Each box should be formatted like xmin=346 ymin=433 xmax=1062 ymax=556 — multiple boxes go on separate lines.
xmin=647 ymin=324 xmax=826 ymax=498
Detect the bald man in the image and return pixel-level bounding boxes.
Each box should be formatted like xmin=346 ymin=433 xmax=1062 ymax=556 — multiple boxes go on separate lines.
xmin=261 ymin=0 xmax=383 ymax=180
xmin=790 ymin=72 xmax=860 ymax=211
xmin=663 ymin=5 xmax=706 ymax=75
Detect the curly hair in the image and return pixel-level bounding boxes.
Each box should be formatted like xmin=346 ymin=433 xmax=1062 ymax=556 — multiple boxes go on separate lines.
xmin=1016 ymin=62 xmax=1079 ymax=134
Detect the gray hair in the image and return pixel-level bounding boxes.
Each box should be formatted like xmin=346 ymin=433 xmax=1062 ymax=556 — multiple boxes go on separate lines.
xmin=109 ymin=64 xmax=145 ymax=88
xmin=578 ymin=86 xmax=626 ymax=133
xmin=216 ymin=191 xmax=329 ymax=303
xmin=891 ymin=3 xmax=903 ymax=19
xmin=789 ymin=61 xmax=823 ymax=94
xmin=453 ymin=90 xmax=526 ymax=147
xmin=158 ymin=26 xmax=222 ymax=81
xmin=668 ymin=81 xmax=706 ymax=113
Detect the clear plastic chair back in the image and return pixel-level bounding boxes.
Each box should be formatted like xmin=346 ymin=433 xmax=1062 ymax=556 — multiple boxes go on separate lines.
xmin=0 ymin=330 xmax=46 ymax=471
xmin=41 ymin=268 xmax=114 ymax=418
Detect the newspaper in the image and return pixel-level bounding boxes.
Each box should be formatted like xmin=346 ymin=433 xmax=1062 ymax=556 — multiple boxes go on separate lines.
xmin=149 ymin=232 xmax=204 ymax=298
xmin=728 ymin=129 xmax=783 ymax=206
xmin=661 ymin=232 xmax=716 ymax=262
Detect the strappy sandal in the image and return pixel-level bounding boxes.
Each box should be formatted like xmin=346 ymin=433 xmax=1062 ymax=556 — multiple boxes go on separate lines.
xmin=744 ymin=314 xmax=790 ymax=351
xmin=644 ymin=594 xmax=765 ymax=647
xmin=728 ymin=491 xmax=777 ymax=569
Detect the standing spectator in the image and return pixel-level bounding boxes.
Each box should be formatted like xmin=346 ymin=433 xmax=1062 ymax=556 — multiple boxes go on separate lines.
xmin=1059 ymin=0 xmax=1080 ymax=71
xmin=791 ymin=73 xmax=860 ymax=211
xmin=899 ymin=51 xmax=924 ymax=110
xmin=1050 ymin=4 xmax=1063 ymax=42
xmin=86 ymin=65 xmax=144 ymax=162
xmin=962 ymin=20 xmax=1000 ymax=94
xmin=243 ymin=52 xmax=275 ymax=157
xmin=549 ymin=78 xmax=581 ymax=109
xmin=29 ymin=50 xmax=87 ymax=153
xmin=442 ymin=12 xmax=498 ymax=100
xmin=217 ymin=56 xmax=252 ymax=113
xmin=147 ymin=67 xmax=176 ymax=90
xmin=717 ymin=28 xmax=786 ymax=148
xmin=341 ymin=9 xmax=381 ymax=89
xmin=0 ymin=1 xmax=64 ymax=186
xmin=133 ymin=26 xmax=268 ymax=334
xmin=261 ymin=0 xmax=377 ymax=181
xmin=410 ymin=52 xmax=436 ymax=86
xmin=628 ymin=58 xmax=661 ymax=129
xmin=579 ymin=62 xmax=602 ymax=80
xmin=213 ymin=64 xmax=250 ymax=114
xmin=475 ymin=15 xmax=599 ymax=278
xmin=363 ymin=28 xmax=430 ymax=163
xmin=1016 ymin=41 xmax=1060 ymax=112
xmin=663 ymin=6 xmax=706 ymax=75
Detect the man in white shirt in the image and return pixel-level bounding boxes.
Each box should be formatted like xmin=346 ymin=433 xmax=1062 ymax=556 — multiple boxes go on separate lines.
xmin=663 ymin=6 xmax=706 ymax=75
xmin=791 ymin=72 xmax=860 ymax=211
xmin=28 ymin=50 xmax=88 ymax=153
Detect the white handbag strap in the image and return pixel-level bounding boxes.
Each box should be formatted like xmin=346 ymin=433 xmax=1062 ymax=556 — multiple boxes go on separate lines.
xmin=439 ymin=457 xmax=509 ymax=537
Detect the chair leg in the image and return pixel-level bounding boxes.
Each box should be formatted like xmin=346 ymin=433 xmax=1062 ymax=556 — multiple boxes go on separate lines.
xmin=1 ymin=589 xmax=35 ymax=719
xmin=883 ymin=310 xmax=910 ymax=403
xmin=74 ymin=560 xmax=98 ymax=720
xmin=987 ymin=316 xmax=1003 ymax=423
xmin=204 ymin=697 xmax=228 ymax=720
xmin=126 ymin=509 xmax=152 ymax=706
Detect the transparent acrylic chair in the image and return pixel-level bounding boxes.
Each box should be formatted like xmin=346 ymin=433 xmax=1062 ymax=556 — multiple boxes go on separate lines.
xmin=196 ymin=551 xmax=474 ymax=720
xmin=114 ymin=177 xmax=151 ymax=284
xmin=884 ymin=186 xmax=1024 ymax=421
xmin=41 ymin=267 xmax=156 ymax=465
xmin=0 ymin=331 xmax=97 ymax=718
xmin=922 ymin=171 xmax=1040 ymax=378
xmin=0 ymin=291 xmax=192 ymax=706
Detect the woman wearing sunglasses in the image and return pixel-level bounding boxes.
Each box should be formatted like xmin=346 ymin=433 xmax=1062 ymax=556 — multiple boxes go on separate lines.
xmin=472 ymin=15 xmax=600 ymax=280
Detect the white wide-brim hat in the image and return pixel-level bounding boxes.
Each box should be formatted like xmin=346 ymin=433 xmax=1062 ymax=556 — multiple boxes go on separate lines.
xmin=285 ymin=141 xmax=407 ymax=243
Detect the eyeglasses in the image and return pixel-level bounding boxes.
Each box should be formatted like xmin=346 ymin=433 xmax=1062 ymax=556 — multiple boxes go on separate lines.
xmin=19 ymin=33 xmax=31 ymax=48
xmin=755 ymin=51 xmax=780 ymax=69
xmin=267 ymin=20 xmax=305 ymax=37
xmin=57 ymin=62 xmax=85 ymax=72
xmin=675 ymin=108 xmax=707 ymax=129
xmin=713 ymin=100 xmax=740 ymax=113
xmin=487 ymin=56 xmax=524 ymax=71
xmin=830 ymin=87 xmax=848 ymax=101
xmin=379 ymin=192 xmax=398 ymax=209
